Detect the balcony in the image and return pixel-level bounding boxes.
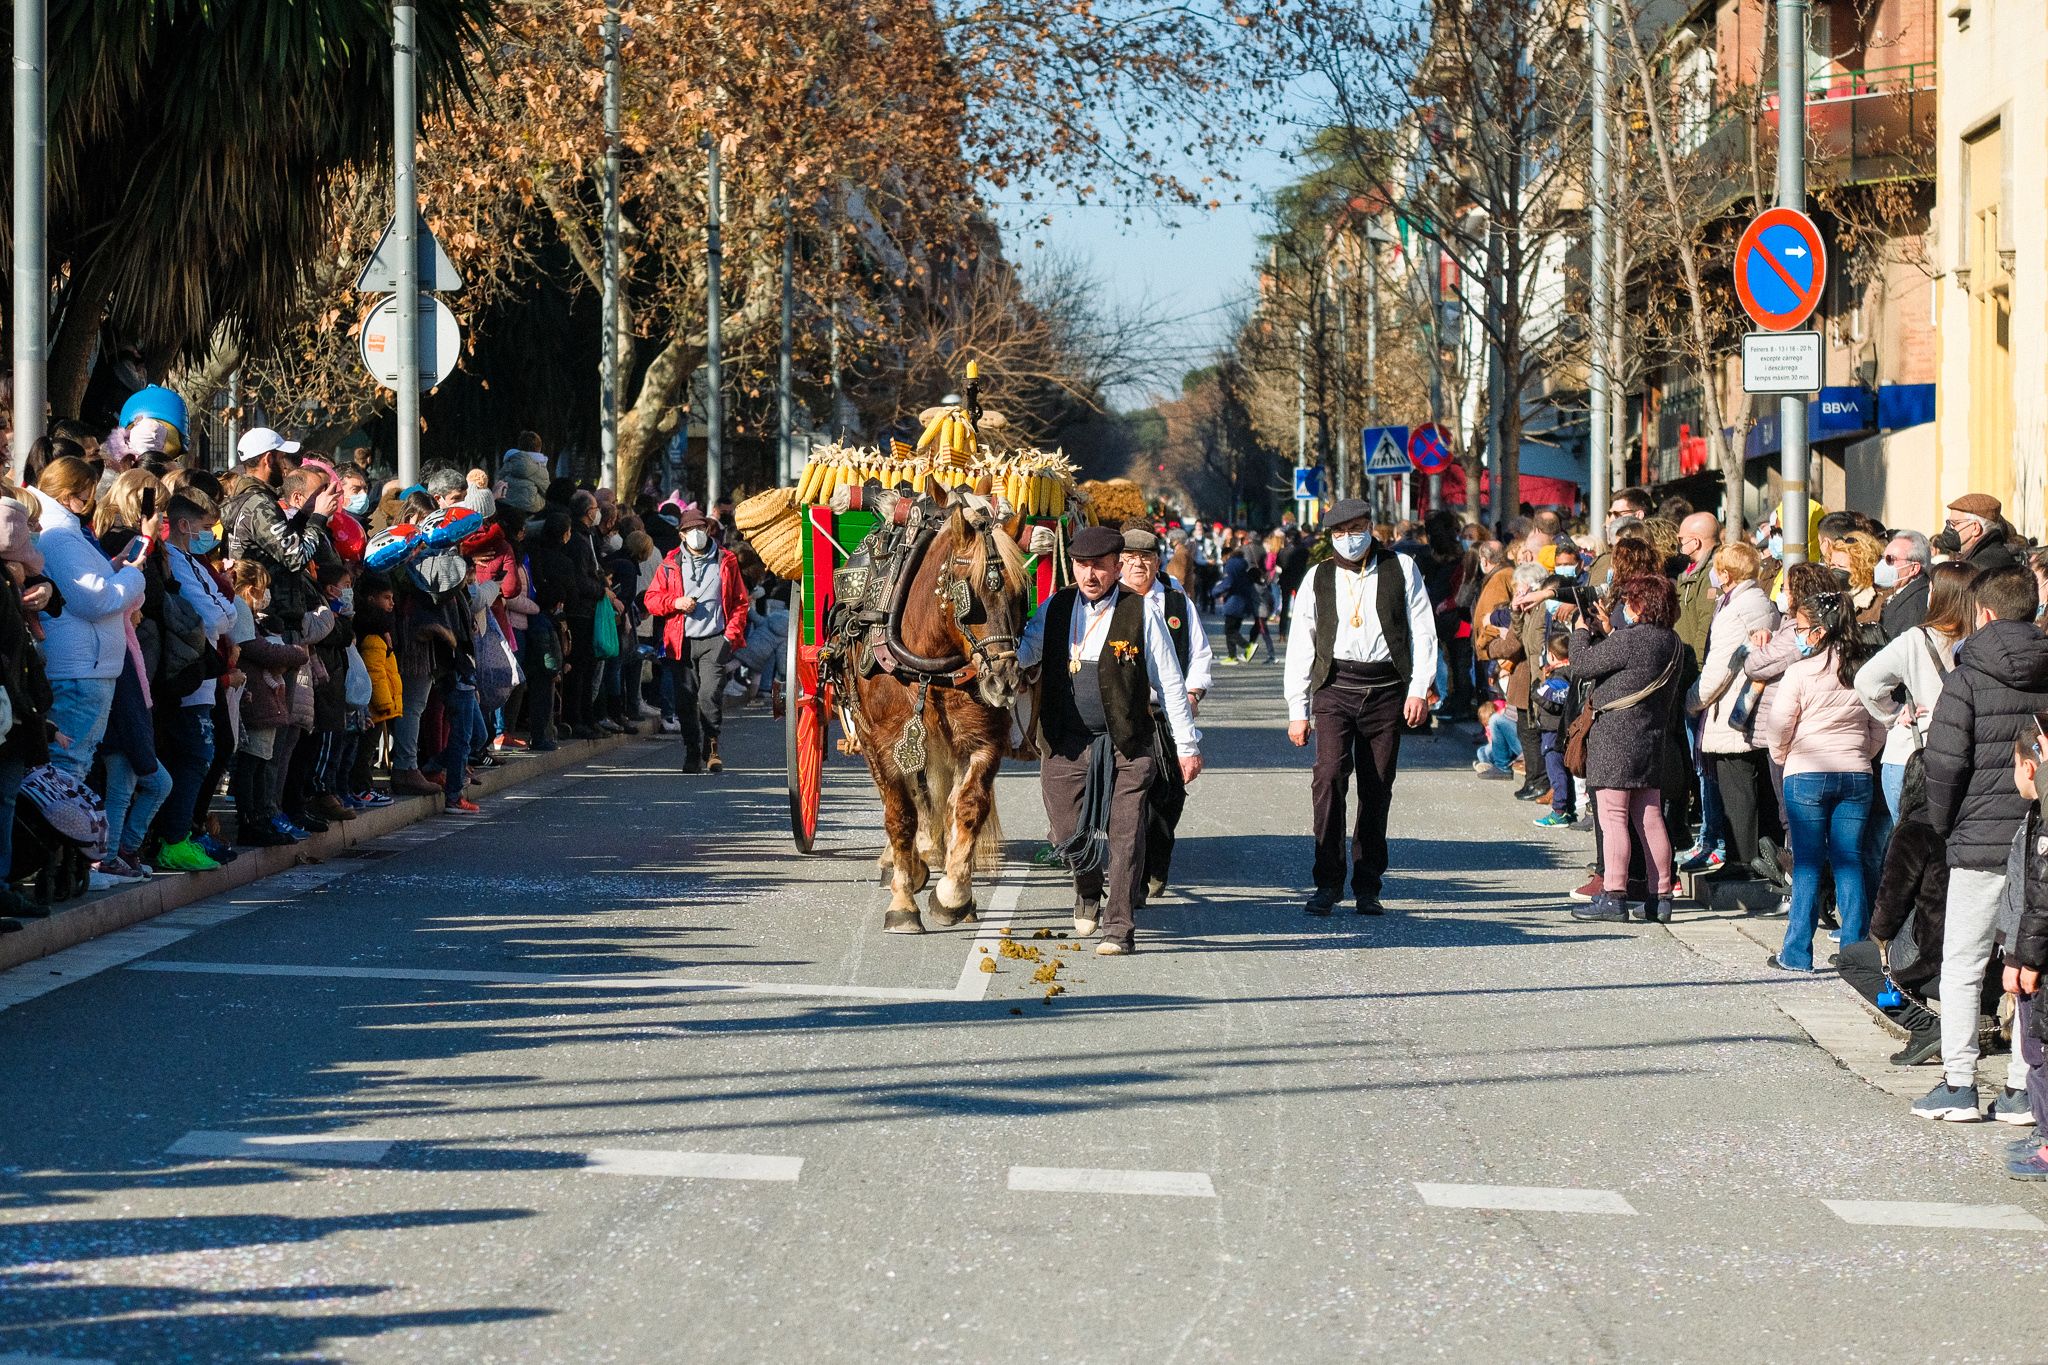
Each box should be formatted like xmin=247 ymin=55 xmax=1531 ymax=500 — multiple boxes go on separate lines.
xmin=1763 ymin=61 xmax=1937 ymax=186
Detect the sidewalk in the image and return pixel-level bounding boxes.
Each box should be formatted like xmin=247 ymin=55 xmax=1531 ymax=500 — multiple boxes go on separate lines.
xmin=0 ymin=733 xmax=629 ymax=976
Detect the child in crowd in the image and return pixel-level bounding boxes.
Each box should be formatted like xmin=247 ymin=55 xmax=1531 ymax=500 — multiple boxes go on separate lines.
xmin=229 ymin=563 xmax=308 ymax=847
xmin=1533 ymin=633 xmax=1575 ymax=829
xmin=350 ymin=571 xmax=401 ymax=808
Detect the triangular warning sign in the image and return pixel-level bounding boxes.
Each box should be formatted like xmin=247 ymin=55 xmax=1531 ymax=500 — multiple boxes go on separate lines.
xmin=355 ymin=213 xmax=465 ymax=294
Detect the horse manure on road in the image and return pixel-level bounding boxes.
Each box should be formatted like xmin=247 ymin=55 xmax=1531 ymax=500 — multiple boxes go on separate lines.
xmin=1033 ymin=928 xmax=1053 ymax=939
xmin=978 ymin=957 xmax=997 ymax=973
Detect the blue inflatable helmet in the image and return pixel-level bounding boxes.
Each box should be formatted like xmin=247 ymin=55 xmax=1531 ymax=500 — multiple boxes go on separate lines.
xmin=118 ymin=384 xmax=189 ymax=438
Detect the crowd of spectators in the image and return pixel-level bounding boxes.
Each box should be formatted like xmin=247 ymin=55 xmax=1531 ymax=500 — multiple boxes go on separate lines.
xmin=0 ymin=390 xmax=782 ymax=932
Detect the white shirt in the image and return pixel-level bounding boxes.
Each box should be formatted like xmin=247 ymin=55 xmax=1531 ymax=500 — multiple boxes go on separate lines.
xmin=1143 ymin=577 xmax=1214 ymax=698
xmin=1282 ymin=551 xmax=1441 ymax=721
xmin=1019 ymin=586 xmax=1202 ymax=756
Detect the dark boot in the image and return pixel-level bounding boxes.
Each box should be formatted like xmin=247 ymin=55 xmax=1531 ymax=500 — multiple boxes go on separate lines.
xmin=1571 ymin=891 xmax=1631 ymax=923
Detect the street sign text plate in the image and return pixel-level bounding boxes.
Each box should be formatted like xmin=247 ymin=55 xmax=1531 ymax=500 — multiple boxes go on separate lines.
xmin=1741 ymin=331 xmax=1822 ymax=394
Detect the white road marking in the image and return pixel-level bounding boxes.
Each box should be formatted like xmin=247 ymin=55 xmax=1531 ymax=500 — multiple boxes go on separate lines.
xmin=167 ymin=1130 xmax=394 ymax=1164
xmin=1008 ymin=1166 xmax=1217 ymax=1198
xmin=953 ymin=873 xmax=1021 ymax=1000
xmin=1822 ymin=1199 xmax=2048 ymax=1232
xmin=1415 ymin=1182 xmax=1638 ymax=1216
xmin=127 ymin=959 xmax=963 ymax=1002
xmin=586 ymin=1149 xmax=803 ymax=1181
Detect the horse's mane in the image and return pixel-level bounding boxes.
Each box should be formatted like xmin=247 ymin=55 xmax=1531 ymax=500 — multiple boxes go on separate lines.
xmin=955 ymin=506 xmax=1027 ymax=600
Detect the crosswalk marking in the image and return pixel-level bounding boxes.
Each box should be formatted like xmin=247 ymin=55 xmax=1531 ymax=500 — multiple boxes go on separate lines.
xmin=585 ymin=1149 xmax=803 ymax=1181
xmin=1821 ymin=1199 xmax=2047 ymax=1232
xmin=167 ymin=1130 xmax=394 ymax=1164
xmin=1415 ymin=1182 xmax=1638 ymax=1216
xmin=1008 ymin=1166 xmax=1217 ymax=1198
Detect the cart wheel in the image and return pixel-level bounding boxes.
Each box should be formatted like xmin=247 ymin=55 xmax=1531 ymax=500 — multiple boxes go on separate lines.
xmin=786 ymin=584 xmax=826 ymax=853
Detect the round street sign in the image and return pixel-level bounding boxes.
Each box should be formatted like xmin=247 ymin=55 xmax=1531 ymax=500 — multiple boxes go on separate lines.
xmin=358 ymin=294 xmax=462 ymax=391
xmin=1733 ymin=208 xmax=1827 ymax=332
xmin=1409 ymin=422 xmax=1454 ymax=475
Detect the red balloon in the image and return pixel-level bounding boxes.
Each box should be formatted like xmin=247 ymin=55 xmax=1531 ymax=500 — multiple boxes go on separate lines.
xmin=327 ymin=509 xmax=367 ymax=562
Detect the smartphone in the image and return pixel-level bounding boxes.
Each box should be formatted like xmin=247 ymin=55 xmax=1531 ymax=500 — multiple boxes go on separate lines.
xmin=128 ymin=487 xmax=159 ymax=559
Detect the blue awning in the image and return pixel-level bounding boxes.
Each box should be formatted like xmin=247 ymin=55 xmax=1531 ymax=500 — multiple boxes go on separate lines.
xmin=1813 ymin=387 xmax=1874 ymax=439
xmin=1878 ymin=383 xmax=1935 ymax=430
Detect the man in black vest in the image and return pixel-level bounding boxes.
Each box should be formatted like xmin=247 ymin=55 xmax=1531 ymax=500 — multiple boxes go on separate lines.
xmin=1120 ymin=524 xmax=1213 ymax=898
xmin=1020 ymin=524 xmax=1204 ymax=954
xmin=1283 ymin=499 xmax=1441 ymax=915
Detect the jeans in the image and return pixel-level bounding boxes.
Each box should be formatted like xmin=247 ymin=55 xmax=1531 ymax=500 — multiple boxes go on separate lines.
xmin=1780 ymin=769 xmax=1874 ymax=971
xmin=0 ymin=755 xmax=26 ymax=879
xmin=440 ymin=688 xmax=485 ymax=803
xmin=1880 ymin=760 xmax=1906 ymax=822
xmin=1939 ymin=866 xmax=2029 ymax=1091
xmin=1477 ymin=709 xmax=1521 ymax=772
xmin=46 ymin=677 xmax=117 ymax=780
xmin=154 ymin=704 xmax=215 ymax=842
xmin=1540 ymin=733 xmax=1572 ymax=814
xmin=392 ymin=669 xmax=431 ymax=771
xmin=102 ymin=754 xmax=172 ymax=858
xmin=1691 ymin=719 xmax=1723 ymax=852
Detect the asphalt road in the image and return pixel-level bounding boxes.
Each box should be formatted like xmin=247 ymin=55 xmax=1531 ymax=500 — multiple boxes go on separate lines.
xmin=3 ymin=640 xmax=2046 ymax=1363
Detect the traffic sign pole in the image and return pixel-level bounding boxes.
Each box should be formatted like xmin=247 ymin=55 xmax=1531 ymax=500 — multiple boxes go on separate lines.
xmin=1777 ymin=0 xmax=1808 ymax=566
xmin=392 ymin=4 xmax=420 ymax=487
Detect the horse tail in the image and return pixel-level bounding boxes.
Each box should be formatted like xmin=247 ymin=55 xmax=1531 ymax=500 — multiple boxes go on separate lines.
xmin=972 ymin=803 xmax=1004 ymax=872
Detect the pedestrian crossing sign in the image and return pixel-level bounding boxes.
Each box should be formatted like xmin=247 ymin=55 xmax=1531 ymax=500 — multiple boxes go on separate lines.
xmin=1363 ymin=426 xmax=1412 ymax=475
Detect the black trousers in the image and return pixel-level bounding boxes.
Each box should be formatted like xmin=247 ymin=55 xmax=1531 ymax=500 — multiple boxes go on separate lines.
xmin=1836 ymin=940 xmax=1940 ymax=1042
xmin=1516 ymin=712 xmax=1544 ymax=790
xmin=1715 ymin=748 xmax=1773 ymax=871
xmin=1042 ymin=742 xmax=1154 ymax=946
xmin=674 ymin=635 xmax=731 ymax=755
xmin=1310 ymin=683 xmax=1404 ymax=902
xmin=1143 ymin=713 xmax=1187 ymax=891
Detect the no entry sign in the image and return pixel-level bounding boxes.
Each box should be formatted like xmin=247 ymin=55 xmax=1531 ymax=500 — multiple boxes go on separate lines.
xmin=1734 ymin=208 xmax=1827 ymax=332
xmin=1409 ymin=423 xmax=1454 ymax=475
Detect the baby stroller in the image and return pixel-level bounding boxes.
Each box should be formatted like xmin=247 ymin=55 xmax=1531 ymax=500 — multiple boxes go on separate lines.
xmin=14 ymin=764 xmax=108 ymax=907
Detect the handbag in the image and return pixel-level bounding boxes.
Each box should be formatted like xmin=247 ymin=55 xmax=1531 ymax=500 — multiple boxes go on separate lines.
xmin=591 ymin=599 xmax=622 ymax=661
xmin=1563 ymin=643 xmax=1680 ymax=779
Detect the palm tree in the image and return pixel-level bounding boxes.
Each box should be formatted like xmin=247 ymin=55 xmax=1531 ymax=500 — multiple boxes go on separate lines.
xmin=3 ymin=0 xmax=495 ymax=417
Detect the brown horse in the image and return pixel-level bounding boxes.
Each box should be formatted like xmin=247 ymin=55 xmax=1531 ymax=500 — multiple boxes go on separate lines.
xmin=850 ymin=498 xmax=1028 ymax=933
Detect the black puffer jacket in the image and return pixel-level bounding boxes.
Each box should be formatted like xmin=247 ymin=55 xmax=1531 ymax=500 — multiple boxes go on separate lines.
xmin=1871 ymin=810 xmax=1948 ymax=989
xmin=1924 ymin=620 xmax=2048 ymax=870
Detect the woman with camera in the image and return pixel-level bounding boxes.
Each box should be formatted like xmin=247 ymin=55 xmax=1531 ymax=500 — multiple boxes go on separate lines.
xmin=1566 ymin=574 xmax=1688 ymax=925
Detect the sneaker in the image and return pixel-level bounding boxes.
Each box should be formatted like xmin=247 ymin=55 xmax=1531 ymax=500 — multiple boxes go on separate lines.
xmin=2009 ymin=1132 xmax=2045 ymax=1161
xmin=1534 ymin=811 xmax=1574 ymax=829
xmin=1074 ymin=899 xmax=1101 ymax=936
xmin=1889 ymin=1034 xmax=1942 ymax=1067
xmin=1570 ymin=891 xmax=1630 ymax=923
xmin=154 ymin=838 xmax=221 ymax=874
xmin=1910 ymin=1081 xmax=1983 ymax=1123
xmin=1567 ymin=875 xmax=1603 ymax=904
xmin=270 ymin=815 xmax=308 ymax=842
xmin=659 ymin=717 xmax=682 ymax=734
xmin=1095 ymin=939 xmax=1132 ymax=956
xmin=1677 ymin=845 xmax=1724 ymax=874
xmin=286 ymin=811 xmax=330 ymax=835
xmin=352 ymin=790 xmax=395 ymax=808
xmin=1568 ymin=814 xmax=1595 ymax=832
xmin=2009 ymin=1148 xmax=2048 ymax=1181
xmin=493 ymin=735 xmax=531 ymax=751
xmin=1305 ymin=888 xmax=1338 ymax=917
xmin=1651 ymin=896 xmax=1675 ymax=925
xmin=196 ymin=832 xmax=239 ymax=864
xmin=444 ymin=798 xmax=482 ymax=815
xmin=89 ymin=856 xmax=146 ymax=887
xmin=1993 ymin=1087 xmax=2037 ymax=1126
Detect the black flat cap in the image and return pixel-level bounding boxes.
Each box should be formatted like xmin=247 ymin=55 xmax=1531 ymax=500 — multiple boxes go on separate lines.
xmin=1070 ymin=524 xmax=1124 ymax=559
xmin=1322 ymin=498 xmax=1371 ymax=530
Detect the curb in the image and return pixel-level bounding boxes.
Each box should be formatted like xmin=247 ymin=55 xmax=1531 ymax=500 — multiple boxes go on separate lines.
xmin=0 ymin=733 xmax=631 ymax=975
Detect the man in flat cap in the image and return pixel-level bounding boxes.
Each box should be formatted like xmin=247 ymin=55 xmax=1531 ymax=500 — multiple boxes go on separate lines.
xmin=1019 ymin=523 xmax=1203 ymax=954
xmin=1120 ymin=523 xmax=1214 ymax=898
xmin=1945 ymin=493 xmax=2020 ymax=573
xmin=1282 ymin=498 xmax=1440 ymax=916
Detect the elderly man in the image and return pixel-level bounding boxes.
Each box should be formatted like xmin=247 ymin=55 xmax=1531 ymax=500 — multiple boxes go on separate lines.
xmin=1020 ymin=524 xmax=1202 ymax=955
xmin=1120 ymin=524 xmax=1213 ymax=899
xmin=1878 ymin=530 xmax=1934 ymax=640
xmin=1947 ymin=494 xmax=2019 ymax=573
xmin=1283 ymin=498 xmax=1441 ymax=916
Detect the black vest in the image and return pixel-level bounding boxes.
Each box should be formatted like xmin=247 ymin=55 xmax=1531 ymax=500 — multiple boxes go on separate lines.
xmin=1042 ymin=587 xmax=1154 ymax=759
xmin=1307 ymin=547 xmax=1414 ymax=694
xmin=1160 ymin=587 xmax=1192 ymax=676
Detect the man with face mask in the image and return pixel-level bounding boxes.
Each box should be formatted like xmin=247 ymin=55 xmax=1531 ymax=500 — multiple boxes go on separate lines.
xmin=643 ymin=510 xmax=748 ymax=773
xmin=1283 ymin=499 xmax=1442 ymax=916
xmin=1877 ymin=530 xmax=1932 ymax=641
xmin=1945 ymin=493 xmax=2019 ymax=573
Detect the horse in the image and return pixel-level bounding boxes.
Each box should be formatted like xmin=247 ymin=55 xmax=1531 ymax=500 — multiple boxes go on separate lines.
xmin=848 ymin=495 xmax=1029 ymax=933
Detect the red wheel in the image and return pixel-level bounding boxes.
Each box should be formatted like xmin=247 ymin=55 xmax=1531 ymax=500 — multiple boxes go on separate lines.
xmin=786 ymin=582 xmax=827 ymax=852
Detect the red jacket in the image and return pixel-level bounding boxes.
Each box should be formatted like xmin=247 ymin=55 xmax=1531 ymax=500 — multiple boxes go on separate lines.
xmin=643 ymin=547 xmax=748 ymax=656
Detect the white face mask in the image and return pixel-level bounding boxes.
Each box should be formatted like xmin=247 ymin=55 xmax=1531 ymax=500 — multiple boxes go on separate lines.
xmin=1774 ymin=590 xmax=1791 ymax=614
xmin=603 ymin=533 xmax=623 ymax=554
xmin=1330 ymin=530 xmax=1369 ymax=562
xmin=1872 ymin=560 xmax=1900 ymax=590
xmin=684 ymin=528 xmax=710 ymax=554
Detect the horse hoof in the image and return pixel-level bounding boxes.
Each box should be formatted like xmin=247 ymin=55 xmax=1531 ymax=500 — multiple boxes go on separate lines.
xmin=884 ymin=910 xmax=925 ymax=934
xmin=928 ymin=896 xmax=977 ymax=927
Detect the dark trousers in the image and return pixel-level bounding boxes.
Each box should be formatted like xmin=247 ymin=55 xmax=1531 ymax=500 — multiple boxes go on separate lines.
xmin=674 ymin=635 xmax=730 ymax=755
xmin=232 ymin=750 xmax=274 ymax=826
xmin=2024 ymin=994 xmax=2048 ymax=1130
xmin=1310 ymin=683 xmax=1404 ymax=903
xmin=563 ymin=613 xmax=597 ymax=727
xmin=193 ymin=695 xmax=235 ymax=836
xmin=1540 ymin=732 xmax=1572 ymax=814
xmin=1836 ymin=940 xmax=1940 ymax=1043
xmin=522 ymin=628 xmax=559 ymax=744
xmin=440 ymin=688 xmax=484 ymax=804
xmin=272 ymin=724 xmax=305 ymax=817
xmin=1223 ymin=614 xmax=1247 ymax=658
xmin=1716 ymin=748 xmax=1773 ymax=871
xmin=1143 ymin=714 xmax=1187 ymax=891
xmin=1517 ymin=713 xmax=1544 ymax=789
xmin=153 ymin=703 xmax=214 ymax=844
xmin=1042 ymin=743 xmax=1155 ymax=945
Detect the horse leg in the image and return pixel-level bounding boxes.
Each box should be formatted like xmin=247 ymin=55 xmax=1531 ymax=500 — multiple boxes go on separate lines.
xmin=931 ymin=739 xmax=999 ymax=925
xmin=877 ymin=774 xmax=926 ymax=934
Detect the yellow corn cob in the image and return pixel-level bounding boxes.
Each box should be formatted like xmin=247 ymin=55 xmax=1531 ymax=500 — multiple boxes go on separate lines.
xmin=1050 ymin=479 xmax=1066 ymax=516
xmin=797 ymin=459 xmax=823 ymax=504
xmin=916 ymin=419 xmax=941 ymax=454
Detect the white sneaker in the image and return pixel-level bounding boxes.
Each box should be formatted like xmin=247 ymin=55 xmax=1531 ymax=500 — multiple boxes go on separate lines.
xmin=660 ymin=717 xmax=682 ymax=734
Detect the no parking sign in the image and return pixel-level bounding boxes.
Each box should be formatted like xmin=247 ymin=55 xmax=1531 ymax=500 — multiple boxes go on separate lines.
xmin=1408 ymin=423 xmax=1454 ymax=475
xmin=1734 ymin=208 xmax=1827 ymax=332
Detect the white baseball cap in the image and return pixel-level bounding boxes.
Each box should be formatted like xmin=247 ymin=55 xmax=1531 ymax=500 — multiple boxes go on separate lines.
xmin=236 ymin=427 xmax=301 ymax=460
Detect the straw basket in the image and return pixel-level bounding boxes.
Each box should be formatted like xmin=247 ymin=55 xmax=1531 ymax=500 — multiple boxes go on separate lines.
xmin=736 ymin=486 xmax=804 ymax=580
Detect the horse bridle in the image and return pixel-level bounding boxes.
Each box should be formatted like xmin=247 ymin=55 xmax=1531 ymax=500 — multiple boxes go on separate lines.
xmin=934 ymin=517 xmax=1022 ymax=682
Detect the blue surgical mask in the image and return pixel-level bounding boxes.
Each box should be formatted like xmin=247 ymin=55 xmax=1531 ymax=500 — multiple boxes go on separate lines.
xmin=1872 ymin=560 xmax=1900 ymax=591
xmin=189 ymin=529 xmax=218 ymax=555
xmin=1555 ymin=564 xmax=1579 ymax=580
xmin=346 ymin=492 xmax=371 ymax=516
xmin=1796 ymin=634 xmax=1819 ymax=658
xmin=1614 ymin=604 xmax=1633 ymax=627
xmin=1768 ymin=534 xmax=1784 ymax=559
xmin=1330 ymin=530 xmax=1369 ymax=561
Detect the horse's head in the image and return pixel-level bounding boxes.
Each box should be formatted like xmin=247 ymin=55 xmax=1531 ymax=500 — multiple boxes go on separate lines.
xmin=939 ymin=499 xmax=1029 ymax=710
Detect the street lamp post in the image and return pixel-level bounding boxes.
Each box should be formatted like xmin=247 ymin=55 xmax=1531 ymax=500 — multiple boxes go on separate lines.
xmin=1589 ymin=0 xmax=1612 ymax=535
xmin=778 ymin=194 xmax=795 ymax=486
xmin=704 ymin=135 xmax=724 ymax=506
xmin=12 ymin=0 xmax=47 ymax=478
xmin=600 ymin=0 xmax=621 ymax=492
